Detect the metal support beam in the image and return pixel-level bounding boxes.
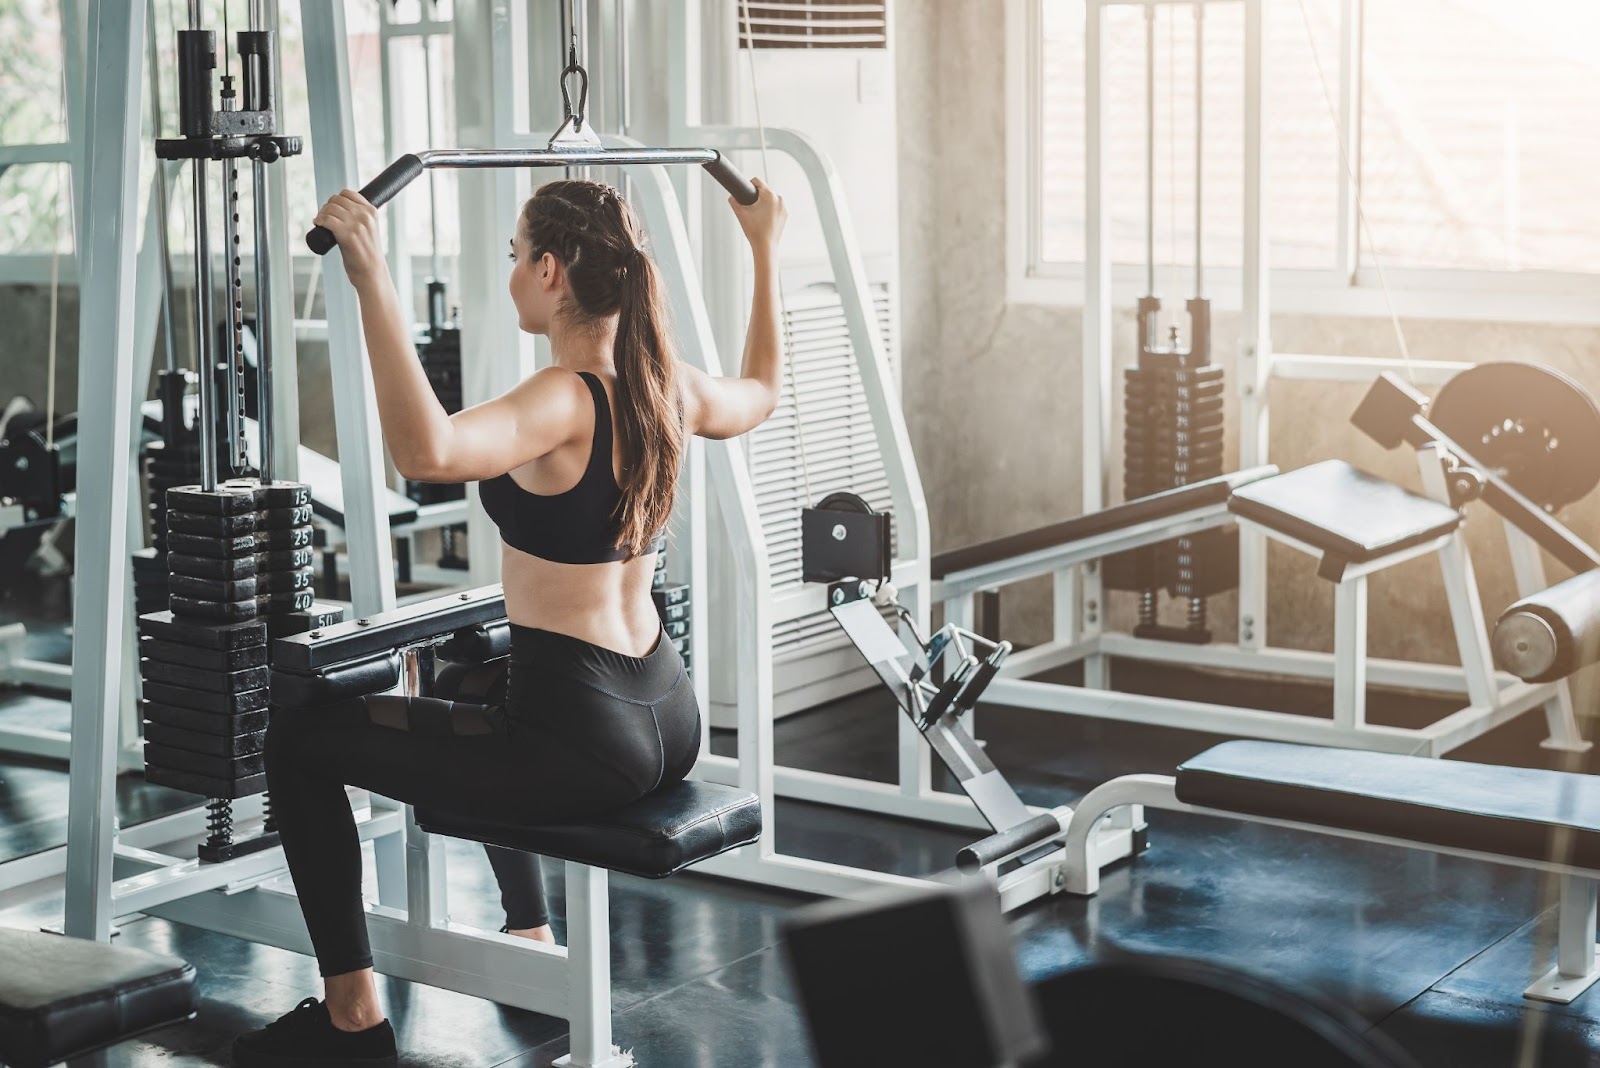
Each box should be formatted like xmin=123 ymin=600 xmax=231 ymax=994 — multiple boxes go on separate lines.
xmin=64 ymin=0 xmax=147 ymax=943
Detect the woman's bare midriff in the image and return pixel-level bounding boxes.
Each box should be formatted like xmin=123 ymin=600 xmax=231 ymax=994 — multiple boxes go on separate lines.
xmin=499 ymin=542 xmax=664 ymax=657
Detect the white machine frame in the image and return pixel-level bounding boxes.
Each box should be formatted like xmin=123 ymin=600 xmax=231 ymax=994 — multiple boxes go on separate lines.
xmin=933 ymin=0 xmax=1588 ymax=760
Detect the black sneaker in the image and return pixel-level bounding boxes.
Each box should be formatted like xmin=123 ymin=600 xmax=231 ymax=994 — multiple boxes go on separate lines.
xmin=233 ymin=997 xmax=398 ymax=1067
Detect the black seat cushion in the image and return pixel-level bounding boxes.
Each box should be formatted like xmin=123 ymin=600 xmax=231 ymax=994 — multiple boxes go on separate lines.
xmin=1227 ymin=460 xmax=1460 ymax=567
xmin=931 ymin=466 xmax=1278 ymax=579
xmin=0 ymin=928 xmax=197 ymax=1068
xmin=416 ymin=779 xmax=762 ymax=879
xmin=1177 ymin=740 xmax=1600 ymax=870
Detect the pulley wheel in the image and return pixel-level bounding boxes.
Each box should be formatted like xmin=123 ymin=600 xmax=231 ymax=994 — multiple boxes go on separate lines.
xmin=1429 ymin=362 xmax=1600 ymax=510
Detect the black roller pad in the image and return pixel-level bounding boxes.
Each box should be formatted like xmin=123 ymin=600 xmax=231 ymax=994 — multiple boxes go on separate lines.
xmin=145 ymin=765 xmax=266 ymax=800
xmin=144 ymin=721 xmax=266 ymax=758
xmin=140 ymin=637 xmax=268 ymax=672
xmin=142 ymin=700 xmax=269 ymax=736
xmin=253 ymin=525 xmax=312 ymax=551
xmin=255 ymin=504 xmax=314 ymax=530
xmin=166 ymin=484 xmax=260 ymax=517
xmin=138 ymin=611 xmax=267 ymax=651
xmin=257 ymin=566 xmax=314 ymax=594
xmin=168 ymin=552 xmax=258 ymax=582
xmin=140 ymin=658 xmax=270 ymax=694
xmin=168 ymin=572 xmax=259 ymax=602
xmin=168 ymin=595 xmax=259 ymax=622
xmin=144 ymin=742 xmax=266 ymax=780
xmin=142 ymin=679 xmax=268 ymax=715
xmin=167 ymin=531 xmax=257 ymax=558
xmin=652 ymin=583 xmax=689 ymax=609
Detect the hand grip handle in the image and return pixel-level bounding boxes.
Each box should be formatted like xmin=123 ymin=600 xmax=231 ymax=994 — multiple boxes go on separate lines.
xmin=702 ymin=152 xmax=760 ymax=206
xmin=956 ymin=813 xmax=1064 ymax=873
xmin=305 ymin=153 xmax=427 ymax=255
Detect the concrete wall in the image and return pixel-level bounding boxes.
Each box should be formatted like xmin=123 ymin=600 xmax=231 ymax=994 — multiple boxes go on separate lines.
xmin=895 ymin=0 xmax=1600 ymax=660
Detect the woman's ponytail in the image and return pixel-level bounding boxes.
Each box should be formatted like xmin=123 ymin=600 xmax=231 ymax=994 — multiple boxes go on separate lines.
xmin=610 ymin=244 xmax=681 ymax=555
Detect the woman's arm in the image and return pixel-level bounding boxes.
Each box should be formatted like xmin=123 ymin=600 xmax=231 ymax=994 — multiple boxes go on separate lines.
xmin=312 ymin=190 xmax=582 ymax=482
xmin=683 ymin=180 xmax=788 ymax=440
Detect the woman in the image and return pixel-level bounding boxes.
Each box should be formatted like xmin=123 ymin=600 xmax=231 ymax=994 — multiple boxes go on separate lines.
xmin=233 ymin=177 xmax=786 ymax=1067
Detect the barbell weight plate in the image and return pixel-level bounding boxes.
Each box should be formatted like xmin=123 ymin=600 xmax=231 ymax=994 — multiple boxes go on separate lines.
xmin=137 ymin=611 xmax=267 ymax=651
xmin=140 ymin=636 xmax=269 ymax=672
xmin=140 ymin=678 xmax=269 ymax=715
xmin=167 ymin=510 xmax=258 ymax=538
xmin=1429 ymin=362 xmax=1600 ymax=510
xmin=166 ymin=531 xmax=259 ymax=558
xmin=253 ymin=524 xmax=313 ymax=551
xmin=167 ymin=552 xmax=258 ymax=582
xmin=142 ymin=700 xmax=270 ymax=737
xmin=257 ymin=566 xmax=315 ymax=594
xmin=139 ymin=658 xmax=271 ymax=695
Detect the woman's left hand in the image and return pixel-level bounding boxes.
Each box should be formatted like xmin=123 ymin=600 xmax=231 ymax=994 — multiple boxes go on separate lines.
xmin=313 ymin=190 xmax=385 ymax=287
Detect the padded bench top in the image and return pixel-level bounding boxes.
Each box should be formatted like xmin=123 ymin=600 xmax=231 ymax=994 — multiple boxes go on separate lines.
xmin=1176 ymin=740 xmax=1600 ymax=870
xmin=0 ymin=928 xmax=196 ymax=1068
xmin=1228 ymin=460 xmax=1460 ymax=570
xmin=931 ymin=466 xmax=1278 ymax=579
xmin=416 ymin=779 xmax=762 ymax=880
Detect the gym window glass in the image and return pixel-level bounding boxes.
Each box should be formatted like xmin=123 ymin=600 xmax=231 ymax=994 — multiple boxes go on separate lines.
xmin=1026 ymin=0 xmax=1600 ymax=280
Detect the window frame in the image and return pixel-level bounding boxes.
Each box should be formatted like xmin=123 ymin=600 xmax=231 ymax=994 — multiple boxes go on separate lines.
xmin=1005 ymin=0 xmax=1600 ymax=326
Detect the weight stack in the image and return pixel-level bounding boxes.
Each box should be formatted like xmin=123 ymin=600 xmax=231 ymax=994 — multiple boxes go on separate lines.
xmin=406 ymin=322 xmax=469 ymax=569
xmin=1119 ymin=350 xmax=1229 ymax=641
xmin=138 ymin=477 xmax=340 ymax=862
xmin=653 ymin=557 xmax=691 ymax=680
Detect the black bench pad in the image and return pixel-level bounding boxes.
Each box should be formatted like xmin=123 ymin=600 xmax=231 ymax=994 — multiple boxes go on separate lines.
xmin=1177 ymin=741 xmax=1600 ymax=870
xmin=416 ymin=779 xmax=762 ymax=880
xmin=0 ymin=928 xmax=196 ymax=1068
xmin=1228 ymin=460 xmax=1460 ymax=568
xmin=931 ymin=466 xmax=1278 ymax=579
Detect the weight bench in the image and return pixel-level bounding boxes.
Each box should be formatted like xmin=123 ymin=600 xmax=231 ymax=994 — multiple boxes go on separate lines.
xmin=0 ymin=928 xmax=197 ymax=1067
xmin=271 ymin=588 xmax=763 ymax=1067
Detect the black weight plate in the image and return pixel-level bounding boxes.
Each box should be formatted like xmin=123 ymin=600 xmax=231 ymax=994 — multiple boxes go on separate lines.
xmin=664 ymin=619 xmax=689 ymax=639
xmin=268 ymin=603 xmax=346 ymax=639
xmin=253 ymin=525 xmax=312 ymax=550
xmin=168 ymin=552 xmax=257 ymax=581
xmin=652 ymin=583 xmax=689 ymax=609
xmin=220 ymin=477 xmax=312 ymax=509
xmin=167 ymin=485 xmax=259 ymax=517
xmin=670 ymin=635 xmax=690 ymax=657
xmin=168 ymin=594 xmax=260 ymax=622
xmin=138 ymin=611 xmax=267 ymax=650
xmin=144 ymin=764 xmax=266 ymax=800
xmin=657 ymin=600 xmax=690 ymax=624
xmin=168 ymin=572 xmax=259 ymax=603
xmin=257 ymin=566 xmax=314 ymax=594
xmin=142 ymin=700 xmax=269 ymax=736
xmin=256 ymin=504 xmax=314 ymax=530
xmin=259 ymin=546 xmax=315 ymax=571
xmin=143 ymin=722 xmax=266 ymax=758
xmin=1429 ymin=361 xmax=1600 ymax=510
xmin=144 ymin=742 xmax=265 ymax=780
xmin=140 ymin=658 xmax=270 ymax=694
xmin=168 ymin=510 xmax=258 ymax=537
xmin=141 ymin=637 xmax=268 ymax=672
xmin=167 ymin=531 xmax=258 ymax=558
xmin=141 ymin=679 xmax=268 ymax=715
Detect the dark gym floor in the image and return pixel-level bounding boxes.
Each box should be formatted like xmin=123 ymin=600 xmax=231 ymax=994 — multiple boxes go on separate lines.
xmin=2 ymin=573 xmax=1598 ymax=1066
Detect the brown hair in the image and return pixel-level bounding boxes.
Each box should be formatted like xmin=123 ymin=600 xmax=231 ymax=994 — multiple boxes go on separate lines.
xmin=519 ymin=179 xmax=680 ymax=556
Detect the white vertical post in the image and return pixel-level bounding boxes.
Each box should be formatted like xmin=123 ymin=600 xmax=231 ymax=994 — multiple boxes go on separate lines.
xmin=455 ymin=0 xmax=523 ymax=589
xmin=1053 ymin=568 xmax=1078 ymax=644
xmin=1334 ymin=0 xmax=1362 ymax=284
xmin=557 ymin=864 xmax=617 ymax=1068
xmin=376 ymin=3 xmax=416 ymax=325
xmin=1415 ymin=449 xmax=1497 ymax=712
xmin=1332 ymin=577 xmax=1368 ymax=730
xmin=64 ymin=0 xmax=146 ymax=943
xmin=263 ymin=0 xmax=301 ymax=484
xmin=1238 ymin=0 xmax=1271 ymax=653
xmin=300 ymin=0 xmax=396 ymax=617
xmin=1558 ymin=875 xmax=1598 ymax=979
xmin=1082 ymin=0 xmax=1110 ymax=682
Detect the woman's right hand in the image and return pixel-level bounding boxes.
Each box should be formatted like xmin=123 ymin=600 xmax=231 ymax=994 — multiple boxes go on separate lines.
xmin=730 ymin=178 xmax=787 ymax=254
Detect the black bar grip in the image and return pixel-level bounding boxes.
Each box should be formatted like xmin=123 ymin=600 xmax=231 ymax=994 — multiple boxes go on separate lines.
xmin=305 ymin=153 xmax=427 ymax=255
xmin=703 ymin=152 xmax=760 ymax=206
xmin=956 ymin=813 xmax=1064 ymax=873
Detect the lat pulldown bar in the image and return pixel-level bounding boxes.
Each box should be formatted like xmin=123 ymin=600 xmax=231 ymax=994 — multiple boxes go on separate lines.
xmin=306 ymin=147 xmax=759 ymax=255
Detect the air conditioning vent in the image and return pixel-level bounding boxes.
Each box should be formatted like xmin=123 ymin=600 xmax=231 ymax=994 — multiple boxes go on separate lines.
xmin=749 ymin=281 xmax=897 ymax=659
xmin=737 ymin=1 xmax=888 ymax=50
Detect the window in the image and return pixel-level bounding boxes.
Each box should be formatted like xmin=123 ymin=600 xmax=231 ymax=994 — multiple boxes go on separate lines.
xmin=1011 ymin=0 xmax=1600 ymax=321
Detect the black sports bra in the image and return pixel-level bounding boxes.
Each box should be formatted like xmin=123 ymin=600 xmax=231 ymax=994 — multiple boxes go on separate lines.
xmin=478 ymin=371 xmax=662 ymax=564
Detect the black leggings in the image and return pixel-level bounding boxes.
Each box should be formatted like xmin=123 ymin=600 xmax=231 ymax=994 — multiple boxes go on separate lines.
xmin=265 ymin=624 xmax=701 ymax=977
